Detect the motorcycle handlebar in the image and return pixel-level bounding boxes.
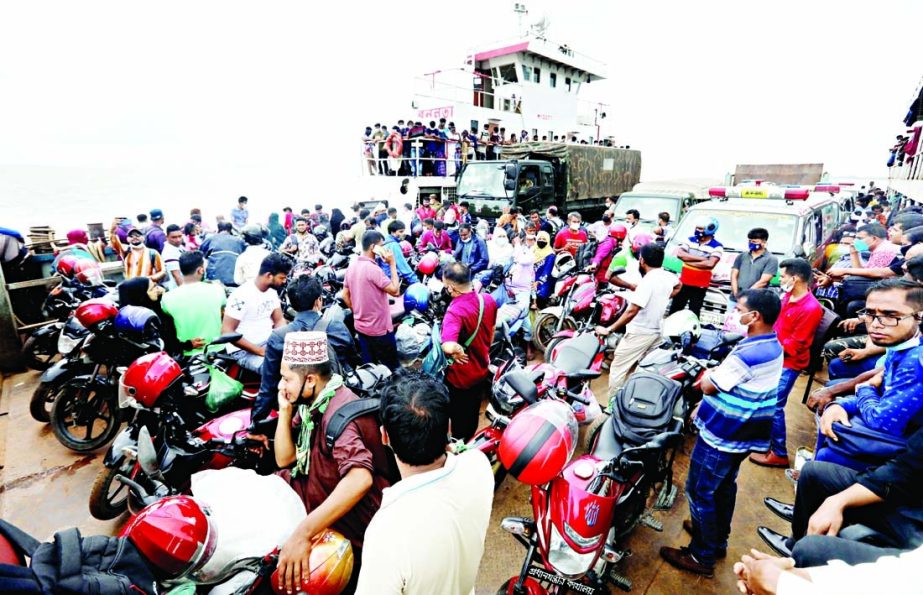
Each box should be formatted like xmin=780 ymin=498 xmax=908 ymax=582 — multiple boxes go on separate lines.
xmin=565 ymin=389 xmax=592 ymax=406
xmin=114 ymin=474 xmax=158 ymax=507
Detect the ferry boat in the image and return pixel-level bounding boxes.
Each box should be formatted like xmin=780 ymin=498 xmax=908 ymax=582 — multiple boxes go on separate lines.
xmin=357 ymin=8 xmax=627 ymax=207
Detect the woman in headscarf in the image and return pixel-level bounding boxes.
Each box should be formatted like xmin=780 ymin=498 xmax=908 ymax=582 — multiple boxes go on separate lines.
xmin=329 ymin=209 xmax=345 ymax=237
xmin=67 ymin=229 xmax=89 ymax=246
xmin=183 ymin=222 xmax=201 ymax=252
xmin=117 ymin=276 xmax=186 ymax=355
xmin=267 ymin=213 xmax=287 ymax=249
xmin=488 ymin=226 xmax=513 ymax=268
xmin=533 ymin=230 xmax=556 ymax=307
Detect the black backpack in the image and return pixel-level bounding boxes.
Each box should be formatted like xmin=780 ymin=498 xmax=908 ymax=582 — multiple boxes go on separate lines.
xmin=609 ymin=372 xmax=683 ymax=447
xmin=0 ymin=519 xmax=157 ymax=594
xmin=574 ymin=237 xmax=599 ymax=270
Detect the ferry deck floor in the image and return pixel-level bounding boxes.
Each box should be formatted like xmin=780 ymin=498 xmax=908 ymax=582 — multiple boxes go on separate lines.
xmin=0 ymin=368 xmax=817 ymax=594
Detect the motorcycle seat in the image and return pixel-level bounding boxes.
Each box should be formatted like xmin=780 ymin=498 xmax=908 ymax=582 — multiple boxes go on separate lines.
xmin=502 ymin=369 xmax=539 ymax=404
xmin=569 ymin=369 xmax=601 ymax=380
xmin=551 ymin=333 xmax=600 ymax=374
xmin=592 ymin=416 xmax=623 ymax=461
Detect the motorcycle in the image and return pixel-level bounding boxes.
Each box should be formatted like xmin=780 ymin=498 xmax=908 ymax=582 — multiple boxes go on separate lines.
xmin=498 ymin=369 xmax=688 ymax=594
xmin=532 ymin=268 xmax=628 ymax=354
xmin=28 ymin=313 xmax=91 ymax=422
xmin=47 ymin=301 xmax=166 ymax=452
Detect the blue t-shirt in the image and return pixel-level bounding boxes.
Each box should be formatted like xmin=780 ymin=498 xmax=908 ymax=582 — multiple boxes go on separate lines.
xmin=695 ymin=333 xmax=783 ymax=453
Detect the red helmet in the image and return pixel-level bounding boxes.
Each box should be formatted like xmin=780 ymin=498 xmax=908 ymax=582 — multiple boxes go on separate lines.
xmin=119 ymin=351 xmax=182 ymax=408
xmin=499 ymin=400 xmax=578 ymax=485
xmin=0 ymin=530 xmax=24 ymax=567
xmin=631 ymin=232 xmax=653 ymax=253
xmin=121 ymin=495 xmax=217 ymax=578
xmin=74 ymin=297 xmax=119 ymax=329
xmin=609 ymin=224 xmax=628 ymax=241
xmin=54 ymin=254 xmax=80 ymax=278
xmin=417 ymin=251 xmax=440 ymax=276
xmin=399 ymin=240 xmax=413 ymax=258
xmin=271 ymin=529 xmax=355 ymax=595
xmin=73 ymin=258 xmax=104 ymax=286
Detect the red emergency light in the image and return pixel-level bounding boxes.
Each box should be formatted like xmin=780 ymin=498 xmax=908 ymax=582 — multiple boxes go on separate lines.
xmin=783 ymin=188 xmax=810 ymax=200
xmin=708 ymin=187 xmax=726 ymax=197
xmin=814 ymin=185 xmax=841 ymax=193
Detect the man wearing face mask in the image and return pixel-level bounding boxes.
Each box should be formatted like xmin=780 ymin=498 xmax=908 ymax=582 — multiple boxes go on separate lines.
xmin=730 ymin=228 xmax=778 ymax=308
xmin=553 ymin=212 xmax=588 ymax=257
xmin=750 ymin=259 xmax=823 ymax=468
xmin=381 ymin=221 xmax=419 ymax=286
xmin=452 ymin=223 xmax=489 ymax=276
xmin=274 ymin=331 xmax=392 ymax=594
xmin=668 ymin=216 xmax=723 ymax=317
xmin=109 ymin=220 xmax=165 ymax=282
xmin=826 ymin=216 xmax=922 ymax=284
xmin=533 ymin=230 xmax=556 ymax=306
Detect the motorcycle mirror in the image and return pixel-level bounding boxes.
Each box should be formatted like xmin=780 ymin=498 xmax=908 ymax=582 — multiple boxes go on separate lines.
xmin=609 ymin=267 xmax=627 ymax=277
xmin=209 ymin=333 xmax=243 ymax=346
xmin=137 ymin=426 xmax=160 ymax=476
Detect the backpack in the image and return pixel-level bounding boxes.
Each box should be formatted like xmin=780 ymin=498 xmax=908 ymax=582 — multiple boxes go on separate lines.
xmin=574 ymin=237 xmax=599 ymax=270
xmin=420 ymin=294 xmax=484 ymax=381
xmin=0 ymin=519 xmax=157 ymax=594
xmin=608 ymin=371 xmax=682 ymax=447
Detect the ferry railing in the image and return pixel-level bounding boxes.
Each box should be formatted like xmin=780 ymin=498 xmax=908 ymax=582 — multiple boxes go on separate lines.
xmin=362 ymin=138 xmax=523 ymax=178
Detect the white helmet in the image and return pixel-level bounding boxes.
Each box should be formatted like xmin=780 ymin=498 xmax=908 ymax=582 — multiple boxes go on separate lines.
xmin=662 ymin=309 xmax=701 ymax=340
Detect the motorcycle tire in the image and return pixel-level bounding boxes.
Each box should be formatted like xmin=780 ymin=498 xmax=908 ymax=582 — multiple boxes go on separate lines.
xmin=20 ymin=334 xmax=59 ymax=371
xmin=581 ymin=411 xmax=610 ymax=453
xmin=88 ymin=459 xmax=136 ymax=520
xmin=531 ymin=313 xmax=560 ymax=353
xmin=29 ymin=381 xmax=59 ymax=423
xmin=50 ymin=378 xmax=122 ymax=452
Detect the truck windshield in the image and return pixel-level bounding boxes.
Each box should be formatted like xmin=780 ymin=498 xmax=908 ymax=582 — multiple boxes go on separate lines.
xmin=457 ymin=163 xmax=511 ymax=200
xmin=669 ymin=209 xmax=798 ymax=255
xmin=615 ymin=195 xmax=681 ymax=221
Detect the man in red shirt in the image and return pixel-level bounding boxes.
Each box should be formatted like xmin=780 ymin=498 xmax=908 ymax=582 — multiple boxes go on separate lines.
xmin=441 ymin=262 xmax=498 ymax=441
xmin=343 ymin=230 xmax=401 ymax=370
xmin=750 ymin=258 xmax=823 ymax=467
xmin=274 ymin=331 xmax=392 ymax=593
xmin=553 ymin=212 xmax=588 ymax=257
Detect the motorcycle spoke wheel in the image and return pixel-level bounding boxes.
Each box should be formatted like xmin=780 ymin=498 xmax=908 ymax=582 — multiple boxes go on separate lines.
xmin=50 ymin=382 xmax=121 ymax=452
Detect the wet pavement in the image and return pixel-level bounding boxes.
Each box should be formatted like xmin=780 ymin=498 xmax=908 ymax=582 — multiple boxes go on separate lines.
xmin=0 ymin=368 xmax=818 ymax=594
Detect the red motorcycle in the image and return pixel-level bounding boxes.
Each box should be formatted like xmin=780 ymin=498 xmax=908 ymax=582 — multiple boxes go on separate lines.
xmin=498 ymin=370 xmax=687 ymax=594
xmin=463 ymin=331 xmax=605 ymax=489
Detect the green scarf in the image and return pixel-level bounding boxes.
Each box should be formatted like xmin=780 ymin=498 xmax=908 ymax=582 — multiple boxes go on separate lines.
xmin=293 ymin=374 xmax=344 ymax=478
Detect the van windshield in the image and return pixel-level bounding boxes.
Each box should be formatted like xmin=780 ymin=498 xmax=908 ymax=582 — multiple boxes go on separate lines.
xmin=668 ymin=209 xmax=798 ymax=254
xmin=615 ymin=195 xmax=681 ymax=221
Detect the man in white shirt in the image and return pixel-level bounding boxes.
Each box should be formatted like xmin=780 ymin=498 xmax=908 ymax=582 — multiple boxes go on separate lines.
xmin=356 ymin=370 xmax=493 ymax=595
xmin=734 ymin=544 xmax=923 ymax=595
xmin=596 ymin=244 xmax=682 ymax=397
xmin=234 ymin=225 xmax=272 ymax=286
xmin=161 ymin=224 xmax=186 ymax=290
xmin=221 ymin=253 xmax=291 ymax=372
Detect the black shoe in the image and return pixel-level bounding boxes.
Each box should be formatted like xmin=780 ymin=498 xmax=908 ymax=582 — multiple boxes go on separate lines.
xmin=764 ymin=497 xmax=794 ymax=523
xmin=757 ymin=526 xmax=793 ymax=557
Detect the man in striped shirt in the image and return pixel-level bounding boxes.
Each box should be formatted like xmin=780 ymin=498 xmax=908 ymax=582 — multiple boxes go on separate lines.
xmin=661 ymin=289 xmax=783 ymax=577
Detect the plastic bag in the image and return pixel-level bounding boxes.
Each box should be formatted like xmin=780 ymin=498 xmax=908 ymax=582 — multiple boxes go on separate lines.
xmin=205 ymin=364 xmax=243 ymax=413
xmin=396 ymin=321 xmax=431 ymax=361
xmin=420 ymin=322 xmax=449 ymax=381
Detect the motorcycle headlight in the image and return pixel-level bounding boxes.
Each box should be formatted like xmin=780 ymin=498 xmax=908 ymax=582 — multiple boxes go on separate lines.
xmin=547 ymin=523 xmax=600 ymax=578
xmin=57 ymin=332 xmax=81 ymax=355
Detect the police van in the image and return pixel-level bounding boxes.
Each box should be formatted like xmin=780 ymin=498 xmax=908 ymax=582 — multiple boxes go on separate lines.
xmin=663 ymin=184 xmax=845 ymax=326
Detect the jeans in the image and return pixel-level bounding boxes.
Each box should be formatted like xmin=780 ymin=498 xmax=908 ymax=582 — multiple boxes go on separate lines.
xmin=685 ymin=438 xmax=748 ymax=566
xmin=229 ymin=341 xmax=266 ymax=373
xmin=669 ymin=285 xmax=707 ymax=317
xmin=356 ymin=331 xmax=399 ymax=371
xmin=768 ymin=367 xmax=802 ymax=457
xmin=791 ymin=461 xmax=923 ymax=565
xmin=792 ymin=535 xmax=904 ymax=567
xmin=828 ymin=355 xmax=879 ymax=380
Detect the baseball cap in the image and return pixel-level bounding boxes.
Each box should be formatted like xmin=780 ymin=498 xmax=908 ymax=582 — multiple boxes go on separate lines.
xmin=150 ymin=208 xmax=164 ymax=220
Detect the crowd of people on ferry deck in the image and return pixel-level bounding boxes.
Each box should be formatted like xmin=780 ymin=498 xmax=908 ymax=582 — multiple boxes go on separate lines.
xmin=361 ymin=118 xmax=631 ymax=177
xmin=6 ymin=181 xmax=923 ymax=593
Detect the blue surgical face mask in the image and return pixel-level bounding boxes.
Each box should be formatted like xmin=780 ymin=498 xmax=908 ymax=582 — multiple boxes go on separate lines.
xmin=749 ymin=241 xmax=762 ymax=252
xmin=854 ymin=239 xmax=870 ymax=253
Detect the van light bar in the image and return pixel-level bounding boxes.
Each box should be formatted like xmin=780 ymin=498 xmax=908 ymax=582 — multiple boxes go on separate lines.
xmin=708 ymin=187 xmax=726 ymax=197
xmin=814 ymin=185 xmax=841 ymax=193
xmin=709 ymin=186 xmax=810 ymax=200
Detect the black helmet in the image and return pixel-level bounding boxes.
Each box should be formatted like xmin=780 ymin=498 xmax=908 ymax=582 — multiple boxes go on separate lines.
xmin=242 ymin=225 xmax=263 ymax=246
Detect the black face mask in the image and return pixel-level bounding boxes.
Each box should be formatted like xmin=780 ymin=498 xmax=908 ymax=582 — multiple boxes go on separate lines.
xmin=537 ymin=241 xmax=548 ymax=248
xmin=294 ymin=378 xmax=316 ymax=406
xmin=900 ymin=243 xmax=911 ymax=256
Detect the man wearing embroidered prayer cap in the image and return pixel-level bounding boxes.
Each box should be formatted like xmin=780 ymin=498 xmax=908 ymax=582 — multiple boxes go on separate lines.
xmin=274 ymin=331 xmax=392 ymax=592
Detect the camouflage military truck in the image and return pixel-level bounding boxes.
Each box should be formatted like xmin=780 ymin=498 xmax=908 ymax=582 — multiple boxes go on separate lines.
xmin=454 ymin=142 xmax=642 ymax=221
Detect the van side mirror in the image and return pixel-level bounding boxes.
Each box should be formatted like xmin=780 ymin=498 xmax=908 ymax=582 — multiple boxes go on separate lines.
xmin=504 ymin=163 xmax=518 ymax=180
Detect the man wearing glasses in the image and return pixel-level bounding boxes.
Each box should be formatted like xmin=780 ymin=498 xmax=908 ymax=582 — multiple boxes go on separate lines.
xmin=818 ymin=278 xmax=923 ymax=439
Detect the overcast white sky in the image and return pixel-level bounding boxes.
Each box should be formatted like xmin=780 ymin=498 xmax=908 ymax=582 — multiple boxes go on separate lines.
xmin=1 ymin=0 xmax=921 ymax=227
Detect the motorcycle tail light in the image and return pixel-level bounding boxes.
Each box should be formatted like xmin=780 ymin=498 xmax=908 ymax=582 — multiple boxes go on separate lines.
xmin=547 ymin=524 xmax=598 ymax=578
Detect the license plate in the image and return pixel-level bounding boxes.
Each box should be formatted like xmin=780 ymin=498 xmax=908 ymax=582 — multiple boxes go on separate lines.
xmin=699 ymin=309 xmax=725 ymax=327
xmin=526 ymin=567 xmax=602 ymax=595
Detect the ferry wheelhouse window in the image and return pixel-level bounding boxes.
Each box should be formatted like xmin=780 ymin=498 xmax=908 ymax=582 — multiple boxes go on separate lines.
xmin=549 ymin=72 xmax=557 ymax=88
xmin=497 ymin=64 xmax=518 ymax=84
xmin=522 ymin=65 xmax=531 ymax=82
xmin=565 ymin=77 xmax=572 ymax=92
xmin=533 ymin=67 xmax=541 ymax=83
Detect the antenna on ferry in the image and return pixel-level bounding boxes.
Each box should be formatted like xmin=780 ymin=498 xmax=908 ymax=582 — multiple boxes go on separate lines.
xmin=530 ymin=14 xmax=550 ymax=39
xmin=513 ymin=3 xmax=529 ymax=37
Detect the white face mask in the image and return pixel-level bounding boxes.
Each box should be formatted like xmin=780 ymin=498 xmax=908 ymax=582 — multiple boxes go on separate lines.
xmin=569 ymin=223 xmax=580 ymax=231
xmin=780 ymin=281 xmax=795 ymax=293
xmin=728 ymin=310 xmax=754 ymax=328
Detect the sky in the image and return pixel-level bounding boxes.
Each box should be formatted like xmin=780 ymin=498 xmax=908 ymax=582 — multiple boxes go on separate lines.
xmin=1 ymin=1 xmax=921 ymax=228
